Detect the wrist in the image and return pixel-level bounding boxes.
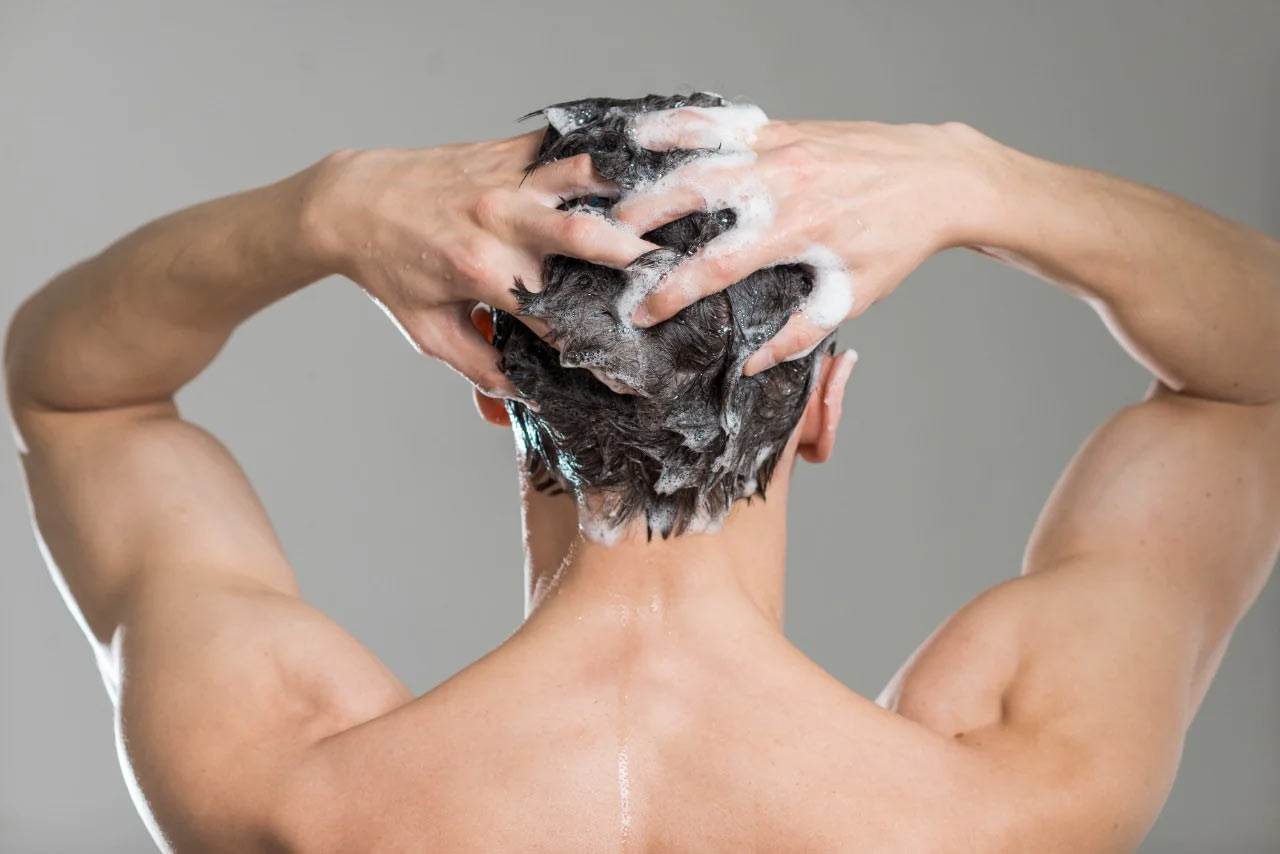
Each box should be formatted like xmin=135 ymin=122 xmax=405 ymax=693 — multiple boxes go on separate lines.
xmin=294 ymin=149 xmax=360 ymax=278
xmin=932 ymin=123 xmax=1042 ymax=251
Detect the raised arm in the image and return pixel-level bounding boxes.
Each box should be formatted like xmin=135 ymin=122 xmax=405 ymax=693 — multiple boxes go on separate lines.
xmin=610 ymin=114 xmax=1280 ymax=403
xmin=971 ymin=147 xmax=1280 ymax=405
xmin=820 ymin=130 xmax=1280 ymax=848
xmin=598 ymin=104 xmax=1280 ymax=849
xmin=4 ymin=135 xmax=649 ymax=850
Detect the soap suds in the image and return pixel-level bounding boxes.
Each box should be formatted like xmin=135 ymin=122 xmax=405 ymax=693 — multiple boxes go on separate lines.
xmin=498 ymin=94 xmax=833 ymax=542
xmin=632 ymin=103 xmax=768 ymax=153
xmin=576 ymin=491 xmax=630 ymax=547
xmin=617 ymin=152 xmax=775 ymax=327
xmin=790 ymin=245 xmax=856 ymax=328
xmin=615 ymin=248 xmax=681 ymax=333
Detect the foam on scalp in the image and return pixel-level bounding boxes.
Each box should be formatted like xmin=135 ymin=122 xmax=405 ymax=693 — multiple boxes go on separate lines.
xmin=496 ymin=93 xmax=834 ymax=542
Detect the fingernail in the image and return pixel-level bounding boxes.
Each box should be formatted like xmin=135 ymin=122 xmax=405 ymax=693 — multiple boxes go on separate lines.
xmin=838 ymin=349 xmax=858 ymax=381
xmin=630 ymin=304 xmax=652 ymax=327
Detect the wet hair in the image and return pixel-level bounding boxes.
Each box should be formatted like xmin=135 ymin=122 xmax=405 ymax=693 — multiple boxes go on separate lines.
xmin=492 ymin=93 xmax=833 ymax=539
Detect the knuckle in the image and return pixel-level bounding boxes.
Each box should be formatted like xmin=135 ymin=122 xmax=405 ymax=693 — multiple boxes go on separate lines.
xmin=470 ymin=367 xmax=500 ymax=392
xmin=479 ymin=369 xmax=510 ymax=395
xmin=560 ymin=213 xmax=597 ymax=247
xmin=472 ymin=188 xmax=508 ymax=230
xmin=405 ymin=322 xmax=439 ymax=358
xmin=703 ymin=252 xmax=739 ymax=285
xmin=448 ymin=238 xmax=495 ymax=284
xmin=561 ymin=153 xmax=595 ymax=186
xmin=779 ymin=141 xmax=818 ymax=172
xmin=799 ymin=323 xmax=826 ymax=349
xmin=572 ymin=152 xmax=595 ymax=177
xmin=938 ymin=120 xmax=986 ymax=144
xmin=775 ymin=323 xmax=802 ymax=351
xmin=319 ymin=147 xmax=361 ymax=176
xmin=652 ymin=288 xmax=682 ymax=316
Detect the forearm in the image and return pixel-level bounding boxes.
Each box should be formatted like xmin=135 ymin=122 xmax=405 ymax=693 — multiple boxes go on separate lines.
xmin=5 ymin=164 xmax=328 ymax=413
xmin=975 ymin=147 xmax=1280 ymax=404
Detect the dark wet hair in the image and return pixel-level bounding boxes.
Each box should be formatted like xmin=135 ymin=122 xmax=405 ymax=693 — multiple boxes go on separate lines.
xmin=492 ymin=93 xmax=832 ymax=538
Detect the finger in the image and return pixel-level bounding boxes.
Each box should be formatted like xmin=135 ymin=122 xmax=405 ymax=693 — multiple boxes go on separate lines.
xmin=611 ymin=181 xmax=709 ymax=236
xmin=469 ymin=245 xmax=541 ymax=309
xmin=487 ymin=289 xmax=555 ymax=345
xmin=631 ymin=234 xmax=792 ymax=327
xmin=517 ymin=312 xmax=553 ymax=343
xmin=524 ymin=153 xmax=618 ymax=202
xmin=459 ymin=246 xmax=562 ymax=349
xmin=517 ymin=203 xmax=657 ymax=269
xmin=633 ymin=105 xmax=768 ymax=153
xmin=466 ymin=299 xmax=553 ymax=359
xmin=419 ymin=302 xmax=520 ymax=400
xmin=743 ymin=312 xmax=834 ymax=377
xmin=611 ymin=158 xmax=745 ymax=235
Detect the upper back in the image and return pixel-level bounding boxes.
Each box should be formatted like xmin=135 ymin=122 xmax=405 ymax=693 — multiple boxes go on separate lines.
xmin=267 ymin=614 xmax=998 ymax=854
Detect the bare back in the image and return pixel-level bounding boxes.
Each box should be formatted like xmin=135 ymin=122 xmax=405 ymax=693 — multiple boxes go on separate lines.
xmin=56 ymin=383 xmax=1271 ymax=853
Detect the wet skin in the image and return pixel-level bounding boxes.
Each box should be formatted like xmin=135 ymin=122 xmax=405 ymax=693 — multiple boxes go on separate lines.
xmin=6 ymin=114 xmax=1280 ymax=851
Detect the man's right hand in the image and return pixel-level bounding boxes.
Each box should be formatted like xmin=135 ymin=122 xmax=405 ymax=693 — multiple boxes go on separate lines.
xmin=301 ymin=134 xmax=657 ymax=398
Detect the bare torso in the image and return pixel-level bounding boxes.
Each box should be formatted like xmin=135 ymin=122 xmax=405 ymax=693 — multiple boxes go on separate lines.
xmin=120 ymin=554 xmax=1150 ymax=853
xmin=9 ymin=113 xmax=1279 ymax=853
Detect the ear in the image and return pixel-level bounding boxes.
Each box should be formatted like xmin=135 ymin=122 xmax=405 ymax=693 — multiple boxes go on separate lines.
xmin=470 ymin=304 xmax=512 ymax=427
xmin=796 ymin=349 xmax=857 ymax=464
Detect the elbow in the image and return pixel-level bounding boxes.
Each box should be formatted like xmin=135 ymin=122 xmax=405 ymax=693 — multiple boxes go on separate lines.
xmin=1158 ymin=362 xmax=1280 ymax=408
xmin=3 ymin=292 xmax=40 ymax=421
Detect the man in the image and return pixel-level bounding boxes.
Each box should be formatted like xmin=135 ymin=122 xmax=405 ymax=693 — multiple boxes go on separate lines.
xmin=6 ymin=94 xmax=1279 ymax=852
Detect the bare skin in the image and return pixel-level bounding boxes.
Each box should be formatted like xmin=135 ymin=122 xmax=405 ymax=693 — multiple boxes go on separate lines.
xmin=5 ymin=119 xmax=1280 ymax=853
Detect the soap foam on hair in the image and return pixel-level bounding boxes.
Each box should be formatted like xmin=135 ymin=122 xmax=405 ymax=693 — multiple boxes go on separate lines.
xmin=792 ymin=245 xmax=856 ymax=328
xmin=616 ymin=152 xmax=776 ymax=326
xmin=543 ymin=106 xmax=579 ymax=136
xmin=499 ymin=93 xmax=832 ymax=543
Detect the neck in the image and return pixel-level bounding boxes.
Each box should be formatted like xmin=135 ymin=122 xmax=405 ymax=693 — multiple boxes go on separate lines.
xmin=516 ymin=457 xmax=795 ymax=633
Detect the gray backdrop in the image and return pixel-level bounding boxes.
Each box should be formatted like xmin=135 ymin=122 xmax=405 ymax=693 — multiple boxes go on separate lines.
xmin=1 ymin=1 xmax=1276 ymax=851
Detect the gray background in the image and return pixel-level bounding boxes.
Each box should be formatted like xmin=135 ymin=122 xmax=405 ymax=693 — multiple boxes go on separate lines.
xmin=1 ymin=1 xmax=1276 ymax=851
